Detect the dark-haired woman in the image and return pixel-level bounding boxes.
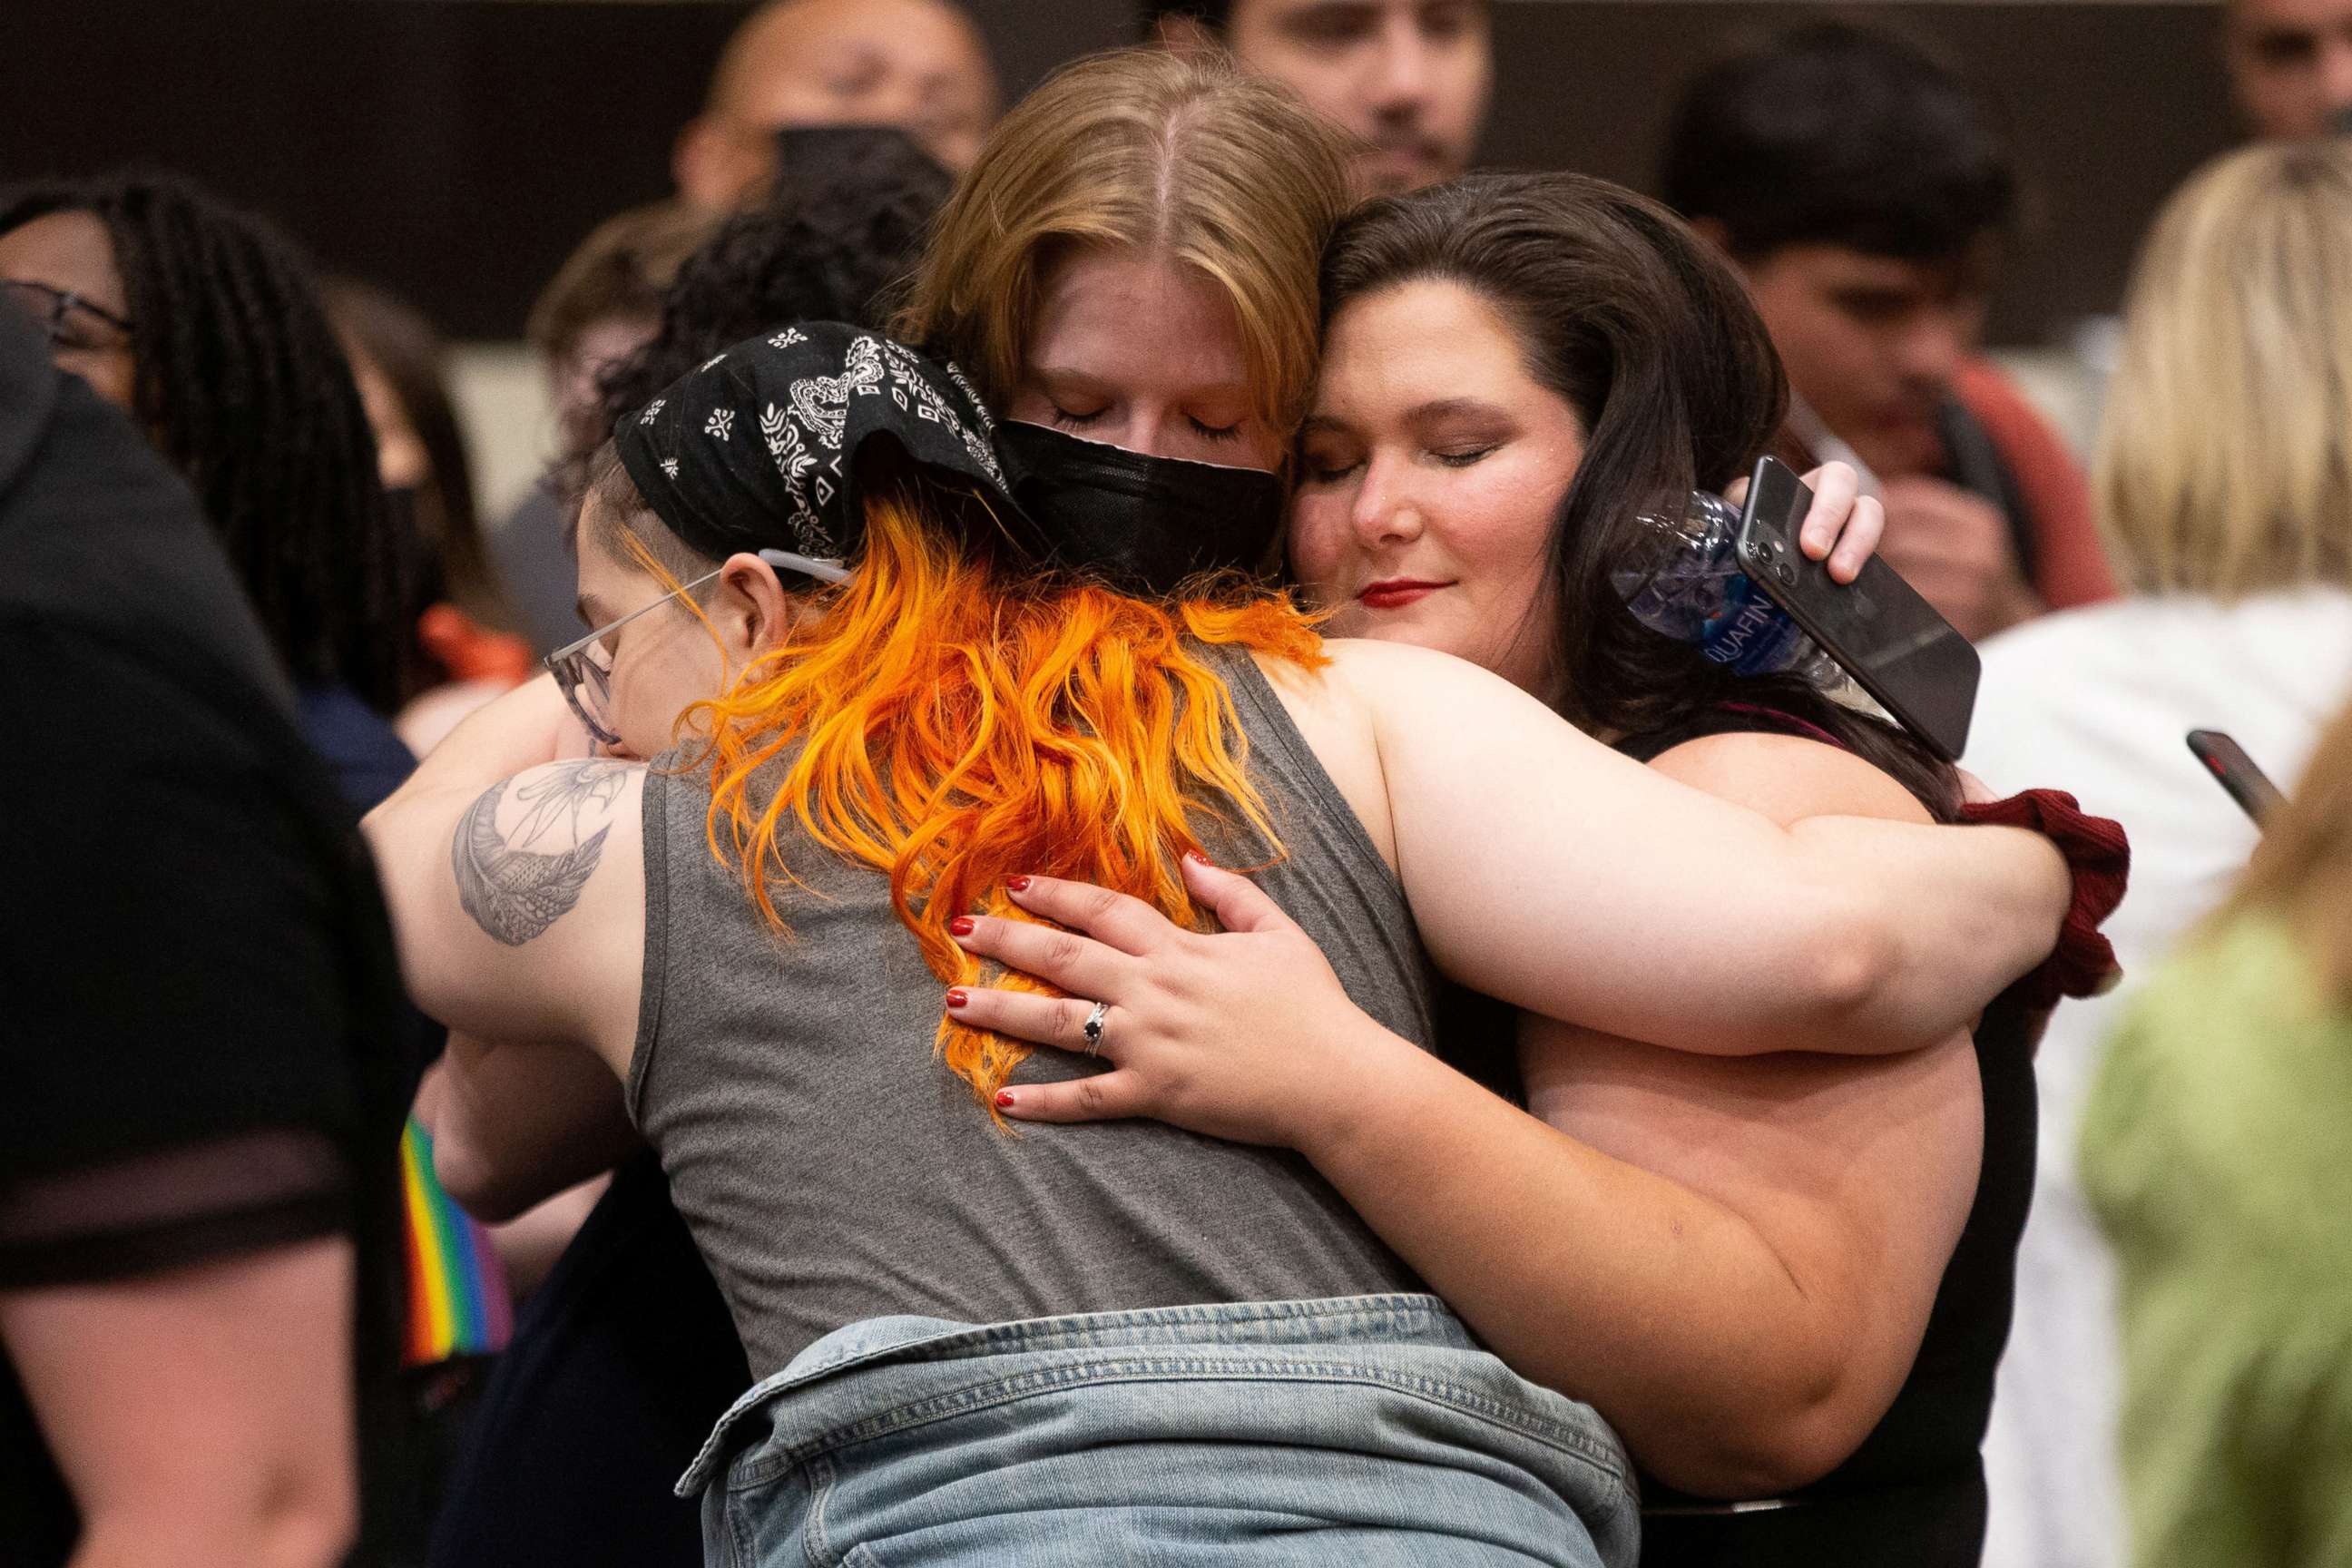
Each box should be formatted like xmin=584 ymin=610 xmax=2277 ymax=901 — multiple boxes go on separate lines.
xmin=0 ymin=178 xmax=422 ymax=794
xmin=953 ymin=172 xmax=2122 ymax=1567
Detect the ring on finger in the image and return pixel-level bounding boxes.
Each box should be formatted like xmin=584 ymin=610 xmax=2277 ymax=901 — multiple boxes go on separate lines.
xmin=1081 ymin=1000 xmax=1111 ymax=1056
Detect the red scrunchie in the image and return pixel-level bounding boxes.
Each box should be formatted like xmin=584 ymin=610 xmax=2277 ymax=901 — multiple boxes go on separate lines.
xmin=1960 ymin=788 xmax=2131 ymax=1011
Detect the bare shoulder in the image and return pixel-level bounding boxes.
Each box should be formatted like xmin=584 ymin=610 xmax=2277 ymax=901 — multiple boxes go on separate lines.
xmin=1244 ymin=641 xmax=1406 ymax=869
xmin=1299 ymin=634 xmax=1562 ymax=737
xmin=1312 ymin=634 xmax=1508 ymax=696
xmin=415 ymin=756 xmax=648 ymax=1066
xmin=452 ymin=758 xmax=646 ymax=948
xmin=1648 ymin=730 xmax=1935 ymax=828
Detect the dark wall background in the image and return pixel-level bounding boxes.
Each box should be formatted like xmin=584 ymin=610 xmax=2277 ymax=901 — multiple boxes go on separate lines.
xmin=0 ymin=0 xmax=2236 ymax=345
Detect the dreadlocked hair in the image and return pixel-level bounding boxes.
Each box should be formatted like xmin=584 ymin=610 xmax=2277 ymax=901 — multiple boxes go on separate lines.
xmin=1 ymin=175 xmax=418 ymax=711
xmin=588 ymin=449 xmax=1321 ymax=1121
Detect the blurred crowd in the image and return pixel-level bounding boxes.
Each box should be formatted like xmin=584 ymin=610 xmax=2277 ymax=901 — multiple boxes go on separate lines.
xmin=4 ymin=2 xmax=2349 ymax=1567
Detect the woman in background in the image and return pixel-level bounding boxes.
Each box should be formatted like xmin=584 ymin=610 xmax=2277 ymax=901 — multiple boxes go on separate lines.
xmin=0 ymin=174 xmax=420 ymax=799
xmin=325 ymin=277 xmax=535 ymax=757
xmin=1960 ymin=140 xmax=2352 ymax=1568
xmin=2082 ymin=691 xmax=2352 ymax=1568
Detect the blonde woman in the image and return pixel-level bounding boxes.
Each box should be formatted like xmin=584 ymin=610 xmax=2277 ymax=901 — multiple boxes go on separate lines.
xmin=1963 ymin=141 xmax=2352 ymax=1568
xmin=2081 ymin=691 xmax=2352 ymax=1567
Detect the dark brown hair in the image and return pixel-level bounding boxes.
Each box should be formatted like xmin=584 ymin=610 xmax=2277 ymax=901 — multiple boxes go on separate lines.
xmin=524 ymin=201 xmax=713 ymax=363
xmin=324 ymin=277 xmax=514 ymax=636
xmin=1661 ymin=21 xmax=2016 ymax=265
xmin=1320 ymin=171 xmax=1959 ymax=818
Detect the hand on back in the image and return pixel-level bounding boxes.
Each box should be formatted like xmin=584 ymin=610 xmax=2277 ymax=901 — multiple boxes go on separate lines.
xmin=947 ymin=856 xmax=1397 ymax=1147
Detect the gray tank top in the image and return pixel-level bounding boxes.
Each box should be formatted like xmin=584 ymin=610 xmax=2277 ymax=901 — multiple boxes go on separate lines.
xmin=628 ymin=642 xmax=1438 ymax=1377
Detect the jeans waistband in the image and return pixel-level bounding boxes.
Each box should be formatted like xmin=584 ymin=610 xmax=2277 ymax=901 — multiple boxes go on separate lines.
xmin=679 ymin=1293 xmax=1611 ymax=1498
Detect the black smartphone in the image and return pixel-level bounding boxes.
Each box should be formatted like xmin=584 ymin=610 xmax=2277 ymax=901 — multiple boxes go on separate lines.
xmin=1734 ymin=456 xmax=1982 ymax=760
xmin=2186 ymin=729 xmax=2287 ymax=825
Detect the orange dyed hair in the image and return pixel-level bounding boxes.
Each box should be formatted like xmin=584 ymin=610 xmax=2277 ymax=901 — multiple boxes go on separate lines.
xmin=671 ymin=474 xmax=1325 ymax=1119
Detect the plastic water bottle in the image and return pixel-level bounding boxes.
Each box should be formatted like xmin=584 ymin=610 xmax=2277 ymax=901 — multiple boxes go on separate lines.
xmin=1612 ymin=490 xmax=1838 ymax=681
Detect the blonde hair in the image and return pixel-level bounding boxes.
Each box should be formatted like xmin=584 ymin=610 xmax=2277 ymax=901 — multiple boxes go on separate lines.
xmin=2097 ymin=142 xmax=2352 ymax=596
xmin=2220 ymin=693 xmax=2352 ymax=1000
xmin=896 ymin=48 xmax=1352 ymax=437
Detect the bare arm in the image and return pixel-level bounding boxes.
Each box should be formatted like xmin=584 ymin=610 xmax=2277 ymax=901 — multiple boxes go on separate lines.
xmin=1310 ymin=639 xmax=2066 ymax=1054
xmin=1 ymin=1240 xmax=358 ymax=1568
xmin=362 ymin=673 xmax=645 ymax=1049
xmin=1303 ymin=734 xmax=1982 ymax=1494
xmin=365 ymin=674 xmax=649 ymax=1212
xmin=965 ymin=733 xmax=1984 ymax=1494
xmin=419 ymin=1038 xmax=639 ymax=1223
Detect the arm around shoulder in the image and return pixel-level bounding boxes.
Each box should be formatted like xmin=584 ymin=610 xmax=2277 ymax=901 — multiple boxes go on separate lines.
xmin=1328 ymin=637 xmax=2068 ymax=1055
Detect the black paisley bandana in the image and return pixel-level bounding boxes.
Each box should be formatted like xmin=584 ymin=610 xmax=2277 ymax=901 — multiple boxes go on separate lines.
xmin=614 ymin=320 xmax=1018 ymax=564
xmin=613 ymin=321 xmax=1287 ymax=596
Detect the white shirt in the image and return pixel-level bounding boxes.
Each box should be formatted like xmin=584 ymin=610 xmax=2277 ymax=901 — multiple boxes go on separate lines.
xmin=1962 ymin=586 xmax=2352 ymax=1568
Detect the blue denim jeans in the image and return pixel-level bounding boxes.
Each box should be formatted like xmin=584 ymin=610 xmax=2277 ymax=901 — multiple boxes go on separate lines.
xmin=680 ymin=1294 xmax=1639 ymax=1567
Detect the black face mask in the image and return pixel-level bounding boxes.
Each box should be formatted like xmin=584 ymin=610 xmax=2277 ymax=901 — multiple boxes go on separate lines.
xmin=995 ymin=420 xmax=1286 ymax=597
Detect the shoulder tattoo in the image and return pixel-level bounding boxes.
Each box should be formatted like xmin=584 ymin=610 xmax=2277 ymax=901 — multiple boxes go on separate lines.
xmin=452 ymin=760 xmax=632 ymax=946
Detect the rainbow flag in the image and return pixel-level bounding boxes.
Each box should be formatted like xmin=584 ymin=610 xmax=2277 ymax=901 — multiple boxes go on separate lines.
xmin=400 ymin=1119 xmax=514 ymax=1367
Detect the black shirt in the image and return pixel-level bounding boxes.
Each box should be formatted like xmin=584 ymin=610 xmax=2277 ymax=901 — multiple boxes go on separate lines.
xmin=1616 ymin=706 xmax=2037 ymax=1568
xmin=0 ymin=318 xmax=412 ymax=1563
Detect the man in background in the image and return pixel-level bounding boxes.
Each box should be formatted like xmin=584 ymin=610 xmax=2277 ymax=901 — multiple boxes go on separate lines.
xmin=2225 ymin=0 xmax=2352 ymax=139
xmin=1144 ymin=1 xmax=1489 ymax=195
xmin=1664 ymin=22 xmax=2114 ymax=641
xmin=671 ymin=0 xmax=999 ymax=211
xmin=488 ymin=0 xmax=1001 ymax=658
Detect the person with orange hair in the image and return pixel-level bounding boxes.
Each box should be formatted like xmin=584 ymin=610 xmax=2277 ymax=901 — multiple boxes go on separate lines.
xmin=361 ymin=322 xmax=2073 ymax=1566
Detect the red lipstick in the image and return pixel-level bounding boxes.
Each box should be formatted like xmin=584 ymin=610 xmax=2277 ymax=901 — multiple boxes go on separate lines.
xmin=1357 ymin=579 xmax=1448 ymax=610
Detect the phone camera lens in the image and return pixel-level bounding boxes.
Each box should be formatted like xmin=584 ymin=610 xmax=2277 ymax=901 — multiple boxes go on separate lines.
xmin=1775 ymin=564 xmax=1797 ymax=586
xmin=1753 ymin=540 xmax=1778 ymax=563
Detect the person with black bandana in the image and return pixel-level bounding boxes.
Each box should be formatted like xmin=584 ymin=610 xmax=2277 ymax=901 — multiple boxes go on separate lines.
xmin=421 ymin=124 xmax=964 ymax=1568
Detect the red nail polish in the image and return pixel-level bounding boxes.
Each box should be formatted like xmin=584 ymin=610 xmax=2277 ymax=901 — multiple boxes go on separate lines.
xmin=1184 ymin=848 xmax=1212 ymax=866
xmin=1007 ymin=875 xmax=1032 ymax=892
xmin=946 ymin=988 xmax=968 ymax=1009
xmin=994 ymin=1090 xmax=1016 ymax=1109
xmin=949 ymin=916 xmax=975 ymax=937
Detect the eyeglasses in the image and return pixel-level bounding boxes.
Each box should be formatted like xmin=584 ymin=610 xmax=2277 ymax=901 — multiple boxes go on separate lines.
xmin=546 ymin=547 xmax=851 ymax=749
xmin=1 ymin=279 xmax=133 ymax=350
